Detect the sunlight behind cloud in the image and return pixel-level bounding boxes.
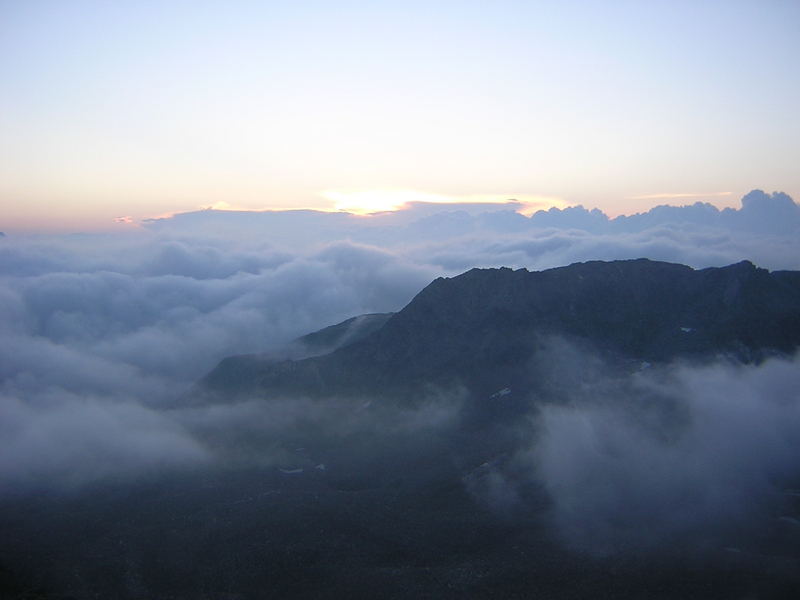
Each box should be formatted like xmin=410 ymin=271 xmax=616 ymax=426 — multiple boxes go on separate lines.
xmin=514 ymin=195 xmax=571 ymax=216
xmin=323 ymin=190 xmax=452 ymax=214
xmin=321 ymin=189 xmax=568 ymax=216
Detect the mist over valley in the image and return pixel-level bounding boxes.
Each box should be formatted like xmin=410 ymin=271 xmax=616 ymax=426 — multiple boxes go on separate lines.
xmin=1 ymin=192 xmax=800 ymax=598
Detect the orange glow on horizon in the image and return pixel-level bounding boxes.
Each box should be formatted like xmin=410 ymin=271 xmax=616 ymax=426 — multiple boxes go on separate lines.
xmin=320 ymin=189 xmax=569 ymax=216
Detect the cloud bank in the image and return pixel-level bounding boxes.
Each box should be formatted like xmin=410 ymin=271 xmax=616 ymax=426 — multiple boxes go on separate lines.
xmin=0 ymin=234 xmax=437 ymax=493
xmin=143 ymin=190 xmax=800 ymax=269
xmin=529 ymin=352 xmax=800 ymax=556
xmin=0 ymin=189 xmax=798 ymax=499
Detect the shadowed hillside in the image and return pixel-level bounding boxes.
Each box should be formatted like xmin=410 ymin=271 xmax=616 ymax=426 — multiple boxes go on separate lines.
xmin=201 ymin=259 xmax=800 ymax=403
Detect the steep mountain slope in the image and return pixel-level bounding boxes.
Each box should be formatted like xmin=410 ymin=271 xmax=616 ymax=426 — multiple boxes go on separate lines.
xmin=200 ymin=259 xmax=800 ymax=403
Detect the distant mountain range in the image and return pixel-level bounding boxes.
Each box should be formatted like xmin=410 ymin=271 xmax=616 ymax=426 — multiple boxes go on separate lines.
xmin=200 ymin=258 xmax=800 ymax=406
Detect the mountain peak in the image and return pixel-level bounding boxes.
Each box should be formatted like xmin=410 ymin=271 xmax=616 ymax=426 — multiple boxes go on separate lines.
xmin=199 ymin=259 xmax=800 ymax=404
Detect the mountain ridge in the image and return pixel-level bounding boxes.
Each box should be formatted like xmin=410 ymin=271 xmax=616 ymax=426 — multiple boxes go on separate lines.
xmin=199 ymin=258 xmax=800 ymax=404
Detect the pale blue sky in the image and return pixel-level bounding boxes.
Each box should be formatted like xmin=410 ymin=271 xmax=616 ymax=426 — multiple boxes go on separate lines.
xmin=1 ymin=0 xmax=798 ymax=230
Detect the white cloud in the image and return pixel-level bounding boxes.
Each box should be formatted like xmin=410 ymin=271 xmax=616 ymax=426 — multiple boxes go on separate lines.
xmin=529 ymin=353 xmax=800 ymax=555
xmin=0 ymin=190 xmax=798 ymax=494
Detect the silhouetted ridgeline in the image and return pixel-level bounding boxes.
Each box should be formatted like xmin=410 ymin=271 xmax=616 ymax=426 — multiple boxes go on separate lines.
xmin=200 ymin=259 xmax=800 ymax=403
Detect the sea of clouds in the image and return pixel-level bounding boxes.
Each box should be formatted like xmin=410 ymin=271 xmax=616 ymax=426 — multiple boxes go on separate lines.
xmin=1 ymin=189 xmax=799 ymax=554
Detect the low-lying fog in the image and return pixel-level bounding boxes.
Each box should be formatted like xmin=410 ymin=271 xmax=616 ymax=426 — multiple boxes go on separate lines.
xmin=1 ymin=192 xmax=799 ymax=597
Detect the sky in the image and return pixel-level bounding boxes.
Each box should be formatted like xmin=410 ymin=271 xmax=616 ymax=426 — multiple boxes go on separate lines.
xmin=1 ymin=0 xmax=799 ymax=232
xmin=2 ymin=4 xmax=800 ymax=590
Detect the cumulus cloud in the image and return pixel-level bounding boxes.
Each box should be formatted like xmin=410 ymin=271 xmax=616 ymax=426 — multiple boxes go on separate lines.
xmin=1 ymin=189 xmax=798 ymax=497
xmin=530 ymin=190 xmax=800 ymax=236
xmin=0 ymin=232 xmax=438 ymax=492
xmin=147 ymin=190 xmax=800 ymax=271
xmin=1 ymin=236 xmax=435 ymax=385
xmin=139 ymin=190 xmax=800 ymax=256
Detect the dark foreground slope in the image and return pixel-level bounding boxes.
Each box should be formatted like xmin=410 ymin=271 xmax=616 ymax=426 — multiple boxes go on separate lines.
xmin=3 ymin=259 xmax=800 ymax=600
xmin=201 ymin=259 xmax=800 ymax=403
